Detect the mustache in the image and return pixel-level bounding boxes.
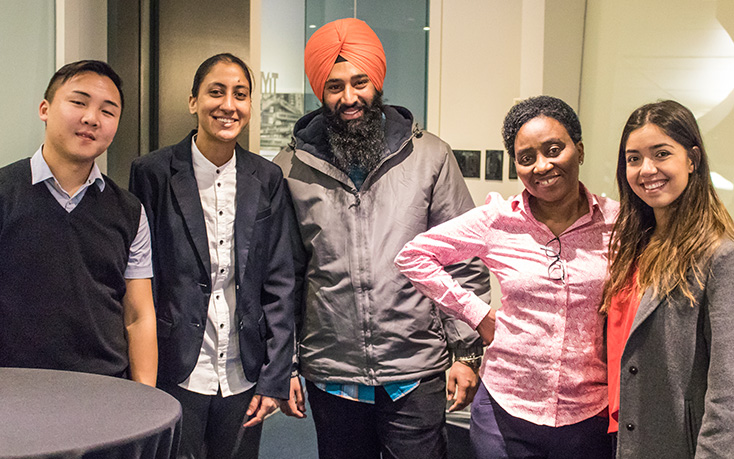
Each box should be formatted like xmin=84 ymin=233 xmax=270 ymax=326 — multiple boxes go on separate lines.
xmin=335 ymin=101 xmax=366 ymax=114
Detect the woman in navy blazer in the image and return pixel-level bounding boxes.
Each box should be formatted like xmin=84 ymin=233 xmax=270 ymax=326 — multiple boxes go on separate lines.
xmin=129 ymin=53 xmax=295 ymax=459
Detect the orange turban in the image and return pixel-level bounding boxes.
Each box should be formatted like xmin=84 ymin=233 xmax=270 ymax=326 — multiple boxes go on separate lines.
xmin=304 ymin=18 xmax=387 ymax=102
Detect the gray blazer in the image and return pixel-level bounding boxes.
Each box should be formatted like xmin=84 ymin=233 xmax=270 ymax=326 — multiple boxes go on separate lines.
xmin=617 ymin=240 xmax=734 ymax=458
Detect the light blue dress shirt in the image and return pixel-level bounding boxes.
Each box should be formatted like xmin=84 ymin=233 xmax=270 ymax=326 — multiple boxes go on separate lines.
xmin=30 ymin=147 xmax=153 ymax=279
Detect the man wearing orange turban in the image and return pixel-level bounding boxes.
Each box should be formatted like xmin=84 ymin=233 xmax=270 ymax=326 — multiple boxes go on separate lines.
xmin=274 ymin=18 xmax=489 ymax=459
xmin=303 ymin=18 xmax=387 ymax=103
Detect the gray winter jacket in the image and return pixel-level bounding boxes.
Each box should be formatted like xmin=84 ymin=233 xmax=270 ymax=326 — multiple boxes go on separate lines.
xmin=274 ymin=105 xmax=489 ymax=385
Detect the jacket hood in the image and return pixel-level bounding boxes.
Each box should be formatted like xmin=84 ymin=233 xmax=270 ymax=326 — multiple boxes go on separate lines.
xmin=291 ymin=105 xmax=415 ymax=162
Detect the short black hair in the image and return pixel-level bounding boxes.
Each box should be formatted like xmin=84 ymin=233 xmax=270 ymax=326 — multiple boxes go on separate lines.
xmin=44 ymin=60 xmax=124 ymax=110
xmin=502 ymin=95 xmax=581 ymax=158
xmin=191 ymin=53 xmax=254 ymax=98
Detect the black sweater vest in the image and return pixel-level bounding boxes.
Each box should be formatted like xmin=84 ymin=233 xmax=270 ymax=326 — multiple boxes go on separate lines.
xmin=0 ymin=159 xmax=141 ymax=377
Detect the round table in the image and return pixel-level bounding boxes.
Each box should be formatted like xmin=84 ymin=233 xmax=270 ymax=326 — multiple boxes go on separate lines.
xmin=0 ymin=368 xmax=181 ymax=458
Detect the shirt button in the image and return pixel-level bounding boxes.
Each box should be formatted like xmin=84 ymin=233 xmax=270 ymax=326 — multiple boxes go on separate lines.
xmin=217 ymin=182 xmax=221 ymax=187
xmin=626 ymin=423 xmax=635 ymax=431
xmin=216 ymin=169 xmax=220 ymax=174
xmin=219 ymin=210 xmax=223 ymax=216
xmin=215 ymin=295 xmax=220 ymax=300
xmin=220 ymin=268 xmax=225 ymax=273
xmin=219 ymin=240 xmax=224 ymax=245
xmin=629 ymin=366 xmax=638 ymax=375
xmin=220 ymin=323 xmax=224 ymax=328
xmin=219 ymin=352 xmax=224 ymax=358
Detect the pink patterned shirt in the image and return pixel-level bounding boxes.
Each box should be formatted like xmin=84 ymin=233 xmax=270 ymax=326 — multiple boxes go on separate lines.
xmin=395 ymin=185 xmax=618 ymax=427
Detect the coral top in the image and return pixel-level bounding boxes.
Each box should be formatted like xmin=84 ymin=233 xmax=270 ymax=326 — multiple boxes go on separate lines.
xmin=606 ymin=270 xmax=641 ymax=433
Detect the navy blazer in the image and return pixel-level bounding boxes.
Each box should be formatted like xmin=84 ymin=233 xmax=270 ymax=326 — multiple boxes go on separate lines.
xmin=129 ymin=131 xmax=295 ymax=399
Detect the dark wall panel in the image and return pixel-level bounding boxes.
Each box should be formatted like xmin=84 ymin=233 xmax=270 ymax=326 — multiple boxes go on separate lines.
xmin=153 ymin=0 xmax=251 ymax=150
xmin=107 ymin=0 xmax=141 ymax=185
xmin=106 ymin=0 xmax=251 ymax=185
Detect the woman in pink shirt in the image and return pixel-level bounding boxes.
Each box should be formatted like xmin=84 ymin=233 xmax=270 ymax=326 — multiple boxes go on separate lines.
xmin=396 ymin=96 xmax=616 ymax=458
xmin=602 ymin=100 xmax=734 ymax=458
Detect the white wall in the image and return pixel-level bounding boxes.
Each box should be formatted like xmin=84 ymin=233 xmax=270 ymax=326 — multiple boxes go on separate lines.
xmin=428 ymin=0 xmax=586 ymax=207
xmin=579 ymin=0 xmax=734 ymax=207
xmin=0 ymin=1 xmax=55 ymax=167
xmin=428 ymin=0 xmax=523 ymax=206
xmin=427 ymin=0 xmax=586 ymax=309
xmin=0 ymin=0 xmax=109 ymax=169
xmin=56 ymin=0 xmax=107 ymax=65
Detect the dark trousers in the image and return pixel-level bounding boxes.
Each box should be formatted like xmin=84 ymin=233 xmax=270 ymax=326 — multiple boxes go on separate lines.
xmin=159 ymin=382 xmax=262 ymax=459
xmin=470 ymin=382 xmax=612 ymax=459
xmin=306 ymin=374 xmax=448 ymax=459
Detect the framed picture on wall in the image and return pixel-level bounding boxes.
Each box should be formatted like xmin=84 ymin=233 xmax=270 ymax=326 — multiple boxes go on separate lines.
xmin=452 ymin=150 xmax=481 ymax=178
xmin=485 ymin=150 xmax=503 ymax=181
xmin=508 ymin=156 xmax=518 ymax=180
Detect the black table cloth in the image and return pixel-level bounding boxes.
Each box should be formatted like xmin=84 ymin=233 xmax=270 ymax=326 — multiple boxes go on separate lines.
xmin=0 ymin=368 xmax=181 ymax=458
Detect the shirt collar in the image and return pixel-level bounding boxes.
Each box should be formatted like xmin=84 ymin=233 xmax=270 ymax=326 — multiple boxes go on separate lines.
xmin=581 ymin=183 xmax=607 ymax=219
xmin=191 ymin=136 xmax=236 ymax=174
xmin=510 ymin=182 xmax=603 ymax=220
xmin=30 ymin=146 xmax=105 ymax=192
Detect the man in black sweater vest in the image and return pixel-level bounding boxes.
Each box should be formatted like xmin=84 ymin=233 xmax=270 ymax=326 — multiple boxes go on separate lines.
xmin=0 ymin=60 xmax=157 ymax=386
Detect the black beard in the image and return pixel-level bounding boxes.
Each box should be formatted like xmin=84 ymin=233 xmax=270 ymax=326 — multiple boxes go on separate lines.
xmin=324 ymin=94 xmax=386 ymax=174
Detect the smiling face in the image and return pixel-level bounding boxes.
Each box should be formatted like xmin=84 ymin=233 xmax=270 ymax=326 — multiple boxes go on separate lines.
xmin=625 ymin=123 xmax=694 ymax=222
xmin=323 ymin=60 xmax=377 ymax=121
xmin=513 ymin=116 xmax=584 ymax=206
xmin=39 ymin=72 xmax=122 ymax=166
xmin=189 ymin=61 xmax=251 ymax=150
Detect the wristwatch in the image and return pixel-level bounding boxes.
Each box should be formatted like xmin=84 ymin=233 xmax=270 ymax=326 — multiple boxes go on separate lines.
xmin=453 ymin=346 xmax=483 ymax=371
xmin=456 ymin=354 xmax=482 ymax=371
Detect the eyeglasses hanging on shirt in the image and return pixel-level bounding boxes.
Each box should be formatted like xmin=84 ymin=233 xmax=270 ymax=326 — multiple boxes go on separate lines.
xmin=542 ymin=236 xmax=566 ymax=285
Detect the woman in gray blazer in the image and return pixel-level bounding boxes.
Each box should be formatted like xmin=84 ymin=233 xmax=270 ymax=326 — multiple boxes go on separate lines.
xmin=602 ymin=100 xmax=734 ymax=458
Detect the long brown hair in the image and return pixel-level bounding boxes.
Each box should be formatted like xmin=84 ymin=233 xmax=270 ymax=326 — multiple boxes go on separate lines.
xmin=601 ymin=100 xmax=734 ymax=313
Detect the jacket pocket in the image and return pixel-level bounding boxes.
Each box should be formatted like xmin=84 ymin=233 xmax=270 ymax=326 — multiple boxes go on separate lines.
xmin=157 ymin=317 xmax=173 ymax=339
xmin=255 ymin=207 xmax=272 ymax=221
xmin=684 ymin=399 xmax=699 ymax=458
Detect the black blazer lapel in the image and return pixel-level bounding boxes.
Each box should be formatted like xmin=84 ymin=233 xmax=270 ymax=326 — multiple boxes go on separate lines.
xmin=170 ymin=135 xmax=212 ymax=277
xmin=234 ymin=146 xmax=261 ymax=278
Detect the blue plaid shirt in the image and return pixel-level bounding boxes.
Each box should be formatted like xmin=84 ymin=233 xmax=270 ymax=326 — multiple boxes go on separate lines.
xmin=313 ymin=380 xmax=420 ymax=404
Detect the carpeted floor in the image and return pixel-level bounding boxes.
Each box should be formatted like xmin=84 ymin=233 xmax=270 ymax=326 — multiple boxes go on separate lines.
xmin=259 ymin=402 xmax=318 ymax=458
